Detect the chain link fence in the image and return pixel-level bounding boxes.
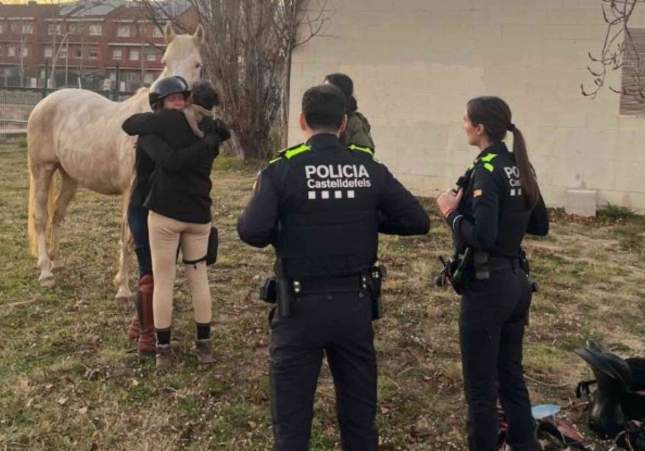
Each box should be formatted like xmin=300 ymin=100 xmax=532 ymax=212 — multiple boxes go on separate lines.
xmin=0 ymin=86 xmax=136 ymax=137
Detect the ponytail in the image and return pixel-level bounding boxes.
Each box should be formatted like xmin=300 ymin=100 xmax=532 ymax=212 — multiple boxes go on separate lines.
xmin=467 ymin=96 xmax=541 ymax=209
xmin=510 ymin=125 xmax=539 ymax=208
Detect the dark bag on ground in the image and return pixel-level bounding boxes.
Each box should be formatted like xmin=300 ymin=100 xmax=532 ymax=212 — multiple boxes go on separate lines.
xmin=575 ymin=340 xmax=645 ymax=440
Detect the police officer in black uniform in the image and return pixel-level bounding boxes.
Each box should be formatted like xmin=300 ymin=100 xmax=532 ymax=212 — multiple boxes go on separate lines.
xmin=436 ymin=96 xmax=549 ymax=451
xmin=237 ymin=84 xmax=430 ymax=451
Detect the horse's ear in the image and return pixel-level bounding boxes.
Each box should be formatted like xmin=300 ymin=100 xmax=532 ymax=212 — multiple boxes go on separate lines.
xmin=164 ymin=22 xmax=176 ymax=44
xmin=193 ymin=24 xmax=205 ymax=46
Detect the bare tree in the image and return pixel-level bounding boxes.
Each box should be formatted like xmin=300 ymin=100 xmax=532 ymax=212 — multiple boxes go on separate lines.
xmin=582 ymin=0 xmax=645 ymax=100
xmin=138 ymin=0 xmax=327 ymax=160
xmin=196 ymin=0 xmax=327 ymax=160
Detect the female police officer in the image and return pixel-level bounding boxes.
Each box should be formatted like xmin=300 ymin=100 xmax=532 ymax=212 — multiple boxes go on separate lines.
xmin=436 ymin=96 xmax=549 ymax=451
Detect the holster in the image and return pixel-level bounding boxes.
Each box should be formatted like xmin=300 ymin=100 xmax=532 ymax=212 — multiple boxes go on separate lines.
xmin=259 ymin=276 xmax=294 ymax=318
xmin=259 ymin=278 xmax=277 ymax=304
xmin=519 ymin=248 xmax=539 ymax=293
xmin=367 ymin=263 xmax=386 ymax=320
xmin=277 ymin=278 xmax=296 ymax=318
xmin=435 ymin=247 xmax=473 ymax=294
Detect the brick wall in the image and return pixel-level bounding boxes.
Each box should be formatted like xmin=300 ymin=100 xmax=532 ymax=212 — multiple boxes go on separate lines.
xmin=288 ymin=0 xmax=645 ymax=211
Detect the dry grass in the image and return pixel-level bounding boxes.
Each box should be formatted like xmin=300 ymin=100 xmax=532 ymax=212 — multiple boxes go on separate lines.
xmin=1 ymin=144 xmax=643 ymax=450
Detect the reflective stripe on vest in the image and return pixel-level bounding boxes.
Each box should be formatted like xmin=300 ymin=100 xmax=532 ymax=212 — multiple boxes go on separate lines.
xmin=348 ymin=144 xmax=375 ymax=156
xmin=284 ymin=144 xmax=311 ymax=159
xmin=480 ymin=153 xmax=498 ymax=163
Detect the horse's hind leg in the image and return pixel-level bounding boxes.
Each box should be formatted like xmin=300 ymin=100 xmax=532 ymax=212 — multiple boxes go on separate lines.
xmin=114 ymin=193 xmax=133 ymax=304
xmin=48 ymin=170 xmax=78 ymax=265
xmin=31 ymin=162 xmax=57 ymax=287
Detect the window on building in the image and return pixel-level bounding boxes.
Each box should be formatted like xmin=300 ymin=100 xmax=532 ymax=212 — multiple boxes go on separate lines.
xmin=48 ymin=24 xmax=62 ymax=35
xmin=89 ymin=24 xmax=102 ymax=36
xmin=117 ymin=25 xmax=130 ymax=38
xmin=146 ymin=51 xmax=157 ymax=62
xmin=11 ymin=23 xmax=21 ymax=34
xmin=0 ymin=23 xmax=4 ymax=34
xmin=44 ymin=46 xmax=53 ymax=58
xmin=620 ymin=28 xmax=645 ymax=116
xmin=22 ymin=23 xmax=34 ymax=34
xmin=88 ymin=47 xmax=98 ymax=60
xmin=144 ymin=72 xmax=155 ymax=84
xmin=22 ymin=47 xmax=28 ymax=57
xmin=8 ymin=45 xmax=15 ymax=57
xmin=68 ymin=23 xmax=79 ymax=34
xmin=129 ymin=49 xmax=139 ymax=61
xmin=59 ymin=47 xmax=67 ymax=59
xmin=152 ymin=26 xmax=163 ymax=38
xmin=112 ymin=48 xmax=122 ymax=60
xmin=75 ymin=48 xmax=82 ymax=59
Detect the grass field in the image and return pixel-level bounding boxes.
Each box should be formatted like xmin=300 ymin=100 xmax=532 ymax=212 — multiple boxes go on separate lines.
xmin=1 ymin=143 xmax=644 ymax=450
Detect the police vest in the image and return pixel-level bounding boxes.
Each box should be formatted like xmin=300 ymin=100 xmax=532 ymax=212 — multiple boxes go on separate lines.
xmin=270 ymin=140 xmax=380 ymax=279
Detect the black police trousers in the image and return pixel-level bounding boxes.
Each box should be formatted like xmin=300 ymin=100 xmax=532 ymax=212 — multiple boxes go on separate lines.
xmin=460 ymin=266 xmax=541 ymax=451
xmin=269 ymin=289 xmax=378 ymax=451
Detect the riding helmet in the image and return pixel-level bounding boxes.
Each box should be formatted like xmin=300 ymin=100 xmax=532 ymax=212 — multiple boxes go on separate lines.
xmin=148 ymin=76 xmax=190 ymax=109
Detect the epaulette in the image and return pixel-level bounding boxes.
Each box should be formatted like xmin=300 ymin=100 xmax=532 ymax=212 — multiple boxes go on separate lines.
xmin=347 ymin=144 xmax=375 ymax=158
xmin=474 ymin=152 xmax=498 ymax=173
xmin=269 ymin=143 xmax=312 ymax=164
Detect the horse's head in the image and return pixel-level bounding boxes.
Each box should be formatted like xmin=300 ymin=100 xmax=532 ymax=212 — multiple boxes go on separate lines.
xmin=159 ymin=22 xmax=204 ymax=85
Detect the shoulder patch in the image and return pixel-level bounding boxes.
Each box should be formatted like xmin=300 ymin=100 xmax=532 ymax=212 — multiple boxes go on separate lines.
xmin=282 ymin=143 xmax=312 ymax=159
xmin=473 ymin=153 xmax=497 ymax=173
xmin=269 ymin=143 xmax=311 ymax=165
xmin=348 ymin=144 xmax=375 ymax=157
xmin=480 ymin=153 xmax=498 ymax=163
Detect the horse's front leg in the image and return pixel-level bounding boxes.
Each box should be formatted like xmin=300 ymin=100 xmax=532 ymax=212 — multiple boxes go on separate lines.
xmin=114 ymin=193 xmax=133 ymax=304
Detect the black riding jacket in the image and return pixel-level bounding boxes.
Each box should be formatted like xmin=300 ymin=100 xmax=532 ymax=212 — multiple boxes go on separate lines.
xmin=122 ymin=109 xmax=229 ymax=223
xmin=446 ymin=141 xmax=549 ymax=258
xmin=237 ymin=133 xmax=430 ymax=279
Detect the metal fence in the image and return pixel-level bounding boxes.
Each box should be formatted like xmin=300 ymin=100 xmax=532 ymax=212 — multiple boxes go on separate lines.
xmin=0 ymin=86 xmax=135 ymax=136
xmin=0 ymin=89 xmax=40 ymax=136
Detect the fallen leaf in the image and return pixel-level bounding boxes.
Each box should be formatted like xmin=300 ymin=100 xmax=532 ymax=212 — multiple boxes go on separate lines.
xmin=57 ymin=396 xmax=68 ymax=405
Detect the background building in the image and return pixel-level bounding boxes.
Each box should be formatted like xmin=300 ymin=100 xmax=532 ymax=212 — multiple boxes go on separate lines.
xmin=0 ymin=0 xmax=197 ymax=92
xmin=288 ymin=0 xmax=645 ymax=212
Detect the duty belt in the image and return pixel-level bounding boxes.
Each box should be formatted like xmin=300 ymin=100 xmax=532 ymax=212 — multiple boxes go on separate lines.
xmin=487 ymin=255 xmax=521 ymax=271
xmin=297 ymin=274 xmax=367 ymax=295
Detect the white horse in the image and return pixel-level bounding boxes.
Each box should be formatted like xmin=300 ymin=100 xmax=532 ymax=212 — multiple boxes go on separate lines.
xmin=27 ymin=23 xmax=205 ymax=302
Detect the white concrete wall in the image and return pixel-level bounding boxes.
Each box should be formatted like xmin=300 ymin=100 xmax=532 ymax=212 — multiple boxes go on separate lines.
xmin=288 ymin=0 xmax=645 ymax=211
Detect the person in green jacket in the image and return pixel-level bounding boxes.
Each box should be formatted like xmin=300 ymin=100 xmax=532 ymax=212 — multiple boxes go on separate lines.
xmin=324 ymin=73 xmax=375 ymax=151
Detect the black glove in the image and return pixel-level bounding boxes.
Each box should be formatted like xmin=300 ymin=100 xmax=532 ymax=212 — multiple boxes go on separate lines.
xmin=204 ymin=132 xmax=221 ymax=158
xmin=199 ymin=117 xmax=216 ymax=134
xmin=213 ymin=119 xmax=231 ymax=142
xmin=199 ymin=118 xmax=231 ymax=142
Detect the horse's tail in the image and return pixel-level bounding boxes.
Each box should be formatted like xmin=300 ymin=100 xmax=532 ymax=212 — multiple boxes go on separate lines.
xmin=27 ymin=153 xmax=38 ymax=256
xmin=27 ymin=151 xmax=58 ymax=257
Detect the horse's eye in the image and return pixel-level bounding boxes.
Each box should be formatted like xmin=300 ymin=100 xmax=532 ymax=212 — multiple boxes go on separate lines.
xmin=195 ymin=62 xmax=201 ymax=69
